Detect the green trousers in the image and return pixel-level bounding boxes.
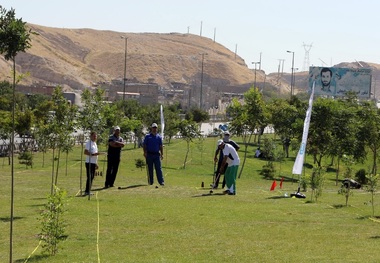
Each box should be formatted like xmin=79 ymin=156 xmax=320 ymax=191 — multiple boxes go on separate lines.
xmin=225 ymin=165 xmax=239 ymax=194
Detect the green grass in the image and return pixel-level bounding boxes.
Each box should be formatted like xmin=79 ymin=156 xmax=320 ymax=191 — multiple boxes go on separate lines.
xmin=1 ymin=137 xmax=380 ymax=262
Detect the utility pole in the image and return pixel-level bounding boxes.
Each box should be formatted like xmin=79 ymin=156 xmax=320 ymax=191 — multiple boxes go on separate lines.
xmin=121 ymin=36 xmax=128 ymax=102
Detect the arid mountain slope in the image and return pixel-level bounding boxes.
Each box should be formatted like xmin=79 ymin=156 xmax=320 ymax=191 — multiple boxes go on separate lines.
xmin=0 ymin=24 xmax=262 ymax=91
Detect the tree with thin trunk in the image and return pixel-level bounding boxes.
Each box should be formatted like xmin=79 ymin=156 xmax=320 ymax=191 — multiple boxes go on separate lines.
xmin=0 ymin=6 xmax=33 ymax=263
xmin=228 ymin=87 xmax=268 ymax=178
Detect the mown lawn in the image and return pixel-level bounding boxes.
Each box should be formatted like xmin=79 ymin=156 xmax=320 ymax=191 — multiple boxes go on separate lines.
xmin=1 ymin=136 xmax=380 ymax=262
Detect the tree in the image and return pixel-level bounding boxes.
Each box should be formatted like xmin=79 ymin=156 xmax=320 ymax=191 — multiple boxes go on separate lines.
xmin=185 ymin=107 xmax=209 ymax=123
xmin=78 ymin=88 xmax=108 ymax=195
xmin=0 ymin=6 xmax=34 ymax=262
xmin=47 ymin=87 xmax=77 ymax=193
xmin=329 ymin=98 xmax=361 ymax=185
xmin=228 ymin=87 xmax=268 ymax=178
xmin=306 ymin=98 xmax=336 ymax=168
xmin=268 ymin=97 xmax=304 ymax=157
xmin=177 ymin=120 xmax=200 ymax=169
xmin=356 ymin=102 xmax=380 ymax=175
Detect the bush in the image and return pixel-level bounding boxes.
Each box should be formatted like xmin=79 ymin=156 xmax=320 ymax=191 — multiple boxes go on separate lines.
xmin=38 ymin=186 xmax=68 ymax=256
xmin=135 ymin=158 xmax=146 ymax=171
xmin=260 ymin=162 xmax=275 ymax=179
xmin=18 ymin=151 xmax=33 ymax=168
xmin=355 ymin=168 xmax=367 ymax=185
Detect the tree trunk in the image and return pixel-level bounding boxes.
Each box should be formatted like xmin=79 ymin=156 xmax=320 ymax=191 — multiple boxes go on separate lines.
xmin=238 ymin=132 xmax=253 ymax=178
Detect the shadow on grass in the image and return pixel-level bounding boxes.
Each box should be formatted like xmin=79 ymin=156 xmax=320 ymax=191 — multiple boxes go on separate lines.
xmin=117 ymin=184 xmax=146 ymax=190
xmin=331 ymin=204 xmax=346 ymax=209
xmin=370 ymin=235 xmax=380 ymax=239
xmin=15 ymin=254 xmax=49 ymax=262
xmin=192 ymin=192 xmax=226 ymax=197
xmin=266 ymin=196 xmax=288 ymax=199
xmin=0 ymin=216 xmax=24 ymax=222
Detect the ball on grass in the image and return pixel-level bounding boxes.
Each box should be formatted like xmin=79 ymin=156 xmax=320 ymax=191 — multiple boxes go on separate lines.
xmin=155 ymin=186 xmax=159 ymax=189
xmin=210 ymin=190 xmax=213 ymax=194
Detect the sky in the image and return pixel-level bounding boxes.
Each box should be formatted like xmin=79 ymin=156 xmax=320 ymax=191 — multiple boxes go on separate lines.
xmin=2 ymin=0 xmax=380 ymax=74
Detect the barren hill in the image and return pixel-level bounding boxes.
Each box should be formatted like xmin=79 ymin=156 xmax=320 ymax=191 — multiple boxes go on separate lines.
xmin=0 ymin=24 xmax=266 ymax=93
xmin=2 ymin=24 xmax=379 ymax=101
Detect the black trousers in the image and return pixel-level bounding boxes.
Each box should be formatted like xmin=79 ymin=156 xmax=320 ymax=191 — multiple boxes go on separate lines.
xmin=85 ymin=163 xmax=96 ymax=193
xmin=214 ymin=162 xmax=228 ymax=188
xmin=105 ymin=156 xmax=120 ymax=187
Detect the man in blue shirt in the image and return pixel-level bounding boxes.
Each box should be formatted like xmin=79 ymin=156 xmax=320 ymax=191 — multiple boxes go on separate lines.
xmin=143 ymin=123 xmax=164 ymax=186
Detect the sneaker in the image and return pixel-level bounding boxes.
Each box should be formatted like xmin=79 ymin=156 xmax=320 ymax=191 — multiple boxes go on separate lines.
xmin=223 ymin=190 xmax=230 ymax=195
xmin=84 ymin=192 xmax=94 ymax=196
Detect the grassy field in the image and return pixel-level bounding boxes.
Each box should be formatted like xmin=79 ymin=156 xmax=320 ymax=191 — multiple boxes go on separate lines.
xmin=1 ymin=136 xmax=380 ymax=263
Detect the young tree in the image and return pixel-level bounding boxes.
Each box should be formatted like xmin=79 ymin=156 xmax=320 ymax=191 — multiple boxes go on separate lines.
xmin=0 ymin=6 xmax=34 ymax=262
xmin=228 ymin=87 xmax=268 ymax=178
xmin=177 ymin=120 xmax=200 ymax=169
xmin=356 ymin=102 xmax=380 ymax=175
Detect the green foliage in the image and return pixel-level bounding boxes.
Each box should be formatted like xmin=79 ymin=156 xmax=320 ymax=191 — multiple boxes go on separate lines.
xmin=365 ymin=173 xmax=379 ymax=217
xmin=355 ymin=168 xmax=367 ymax=185
xmin=261 ymin=137 xmax=276 ymax=161
xmin=38 ymin=186 xmax=68 ymax=256
xmin=260 ymin=161 xmax=275 ymax=179
xmin=18 ymin=151 xmax=33 ymax=168
xmin=177 ymin=119 xmax=200 ymax=169
xmin=310 ymin=168 xmax=324 ymax=202
xmin=135 ymin=158 xmax=146 ymax=171
xmin=0 ymin=6 xmax=33 ymax=60
xmin=185 ymin=107 xmax=209 ymax=123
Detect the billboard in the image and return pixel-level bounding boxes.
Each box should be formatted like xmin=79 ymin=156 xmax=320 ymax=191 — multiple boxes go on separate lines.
xmin=308 ymin=66 xmax=372 ymax=98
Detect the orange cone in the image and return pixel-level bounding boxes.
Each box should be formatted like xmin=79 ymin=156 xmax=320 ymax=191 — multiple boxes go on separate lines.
xmin=270 ymin=180 xmax=277 ymax=191
xmin=280 ymin=177 xmax=284 ymax=189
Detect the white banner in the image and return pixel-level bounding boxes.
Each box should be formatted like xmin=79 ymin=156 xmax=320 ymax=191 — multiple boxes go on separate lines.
xmin=292 ymin=81 xmax=315 ymax=175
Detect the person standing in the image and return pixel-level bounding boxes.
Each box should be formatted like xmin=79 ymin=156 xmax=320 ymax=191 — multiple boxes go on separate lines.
xmin=105 ymin=126 xmax=125 ymax=188
xmin=84 ymin=131 xmax=99 ymax=195
xmin=217 ymin=139 xmax=240 ymax=195
xmin=212 ymin=131 xmax=239 ymax=189
xmin=143 ymin=123 xmax=164 ymax=186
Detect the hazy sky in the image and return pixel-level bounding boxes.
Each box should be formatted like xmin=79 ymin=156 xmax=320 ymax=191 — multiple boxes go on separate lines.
xmin=2 ymin=0 xmax=380 ymax=74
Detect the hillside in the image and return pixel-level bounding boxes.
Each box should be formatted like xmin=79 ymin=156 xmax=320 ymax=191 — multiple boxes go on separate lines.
xmin=1 ymin=23 xmax=379 ymax=101
xmin=0 ymin=24 xmax=265 ymax=91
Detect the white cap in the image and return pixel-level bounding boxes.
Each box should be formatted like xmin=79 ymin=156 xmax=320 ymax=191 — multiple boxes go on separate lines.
xmin=151 ymin=123 xmax=158 ymax=128
xmin=114 ymin=126 xmax=120 ymax=130
xmin=217 ymin=139 xmax=224 ymax=146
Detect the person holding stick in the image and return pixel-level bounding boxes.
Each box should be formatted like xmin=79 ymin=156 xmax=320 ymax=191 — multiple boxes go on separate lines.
xmin=217 ymin=139 xmax=240 ymax=195
xmin=212 ymin=131 xmax=239 ymax=189
xmin=104 ymin=126 xmax=125 ymax=188
xmin=143 ymin=123 xmax=164 ymax=186
xmin=84 ymin=131 xmax=100 ymax=195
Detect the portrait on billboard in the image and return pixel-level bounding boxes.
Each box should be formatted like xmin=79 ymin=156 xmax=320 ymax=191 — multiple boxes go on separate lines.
xmin=309 ymin=66 xmax=371 ymax=98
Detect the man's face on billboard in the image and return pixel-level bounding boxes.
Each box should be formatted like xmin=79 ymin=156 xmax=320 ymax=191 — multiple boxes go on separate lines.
xmin=321 ymin=71 xmax=332 ymax=87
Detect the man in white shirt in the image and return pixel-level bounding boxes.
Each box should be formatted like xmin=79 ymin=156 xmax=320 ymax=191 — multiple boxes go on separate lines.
xmin=217 ymin=139 xmax=240 ymax=195
xmin=84 ymin=131 xmax=100 ymax=195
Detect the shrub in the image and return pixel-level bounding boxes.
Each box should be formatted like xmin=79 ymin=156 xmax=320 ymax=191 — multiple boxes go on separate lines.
xmin=38 ymin=186 xmax=68 ymax=256
xmin=260 ymin=162 xmax=275 ymax=179
xmin=18 ymin=151 xmax=33 ymax=168
xmin=135 ymin=158 xmax=146 ymax=171
xmin=355 ymin=168 xmax=367 ymax=185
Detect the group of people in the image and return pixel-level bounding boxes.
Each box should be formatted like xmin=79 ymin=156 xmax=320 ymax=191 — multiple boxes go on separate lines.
xmin=84 ymin=124 xmax=241 ymax=196
xmin=84 ymin=123 xmax=164 ymax=195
